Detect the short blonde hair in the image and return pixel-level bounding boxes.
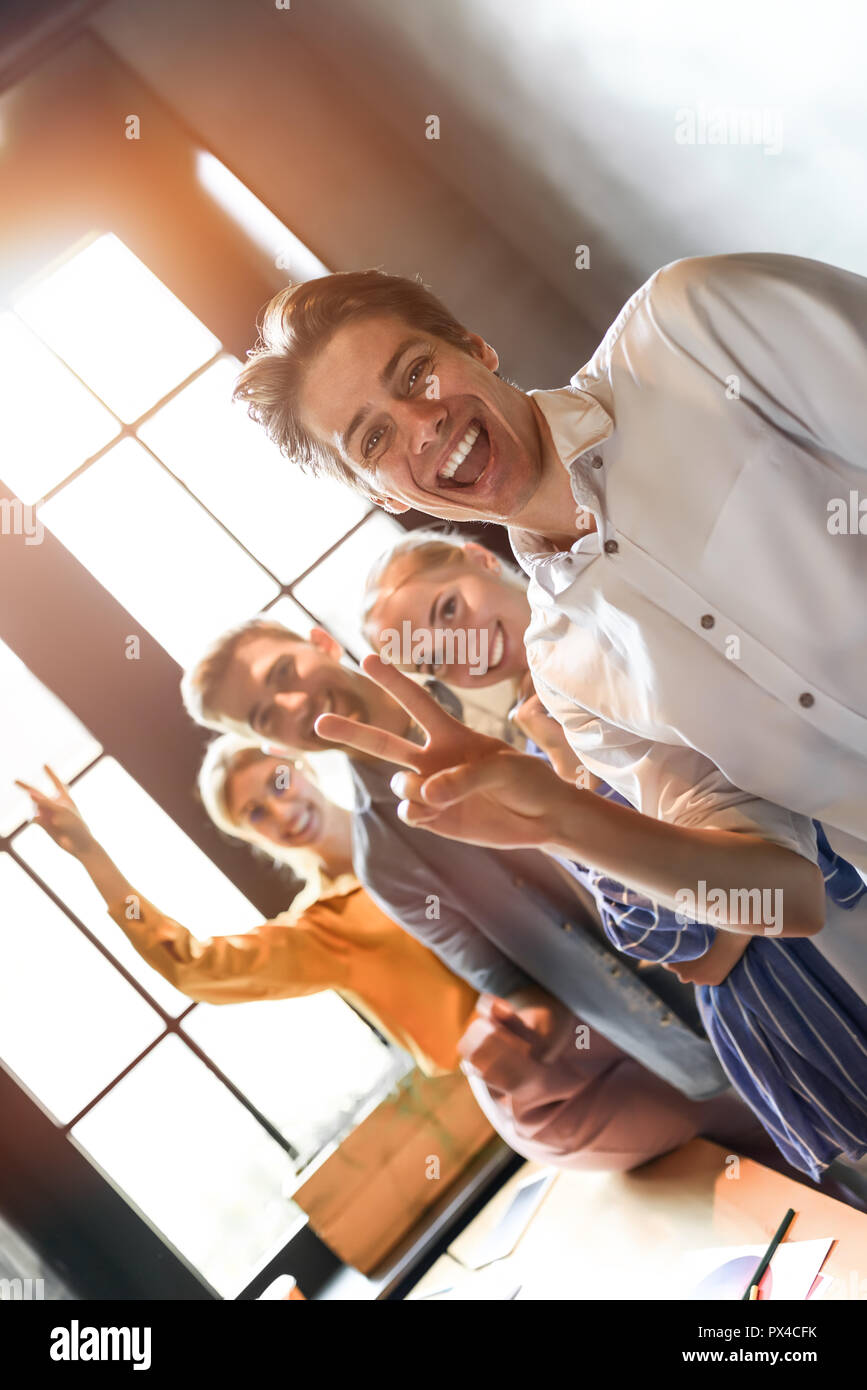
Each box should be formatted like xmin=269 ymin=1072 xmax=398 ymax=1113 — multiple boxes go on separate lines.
xmin=362 ymin=527 xmax=525 ymax=649
xmin=197 ymin=734 xmax=356 ymax=920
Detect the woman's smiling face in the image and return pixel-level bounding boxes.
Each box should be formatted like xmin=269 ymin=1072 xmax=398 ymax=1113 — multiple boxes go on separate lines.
xmin=224 ymin=754 xmax=328 ymax=850
xmin=367 ymin=544 xmax=531 ymax=688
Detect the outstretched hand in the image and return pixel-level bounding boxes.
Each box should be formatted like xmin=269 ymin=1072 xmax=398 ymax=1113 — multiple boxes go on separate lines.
xmin=14 ymin=765 xmax=97 ymax=858
xmin=315 ymin=655 xmax=582 ymax=850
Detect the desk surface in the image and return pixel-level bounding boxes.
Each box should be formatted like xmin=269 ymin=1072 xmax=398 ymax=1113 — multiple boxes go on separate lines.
xmin=406 ymin=1139 xmax=867 ymax=1300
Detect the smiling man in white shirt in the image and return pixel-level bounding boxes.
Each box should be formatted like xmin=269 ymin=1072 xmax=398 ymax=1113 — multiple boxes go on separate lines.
xmin=233 ymin=254 xmax=867 ymax=896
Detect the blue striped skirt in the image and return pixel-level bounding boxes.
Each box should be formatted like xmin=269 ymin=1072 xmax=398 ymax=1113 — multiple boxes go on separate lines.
xmin=696 ymin=936 xmax=867 ymax=1180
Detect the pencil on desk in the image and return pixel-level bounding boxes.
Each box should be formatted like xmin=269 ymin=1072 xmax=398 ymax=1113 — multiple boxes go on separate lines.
xmin=740 ymin=1207 xmax=796 ymax=1301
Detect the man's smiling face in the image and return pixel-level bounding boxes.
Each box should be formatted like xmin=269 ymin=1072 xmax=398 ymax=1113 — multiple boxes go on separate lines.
xmin=207 ymin=626 xmax=411 ymax=755
xmin=212 ymin=631 xmax=368 ymax=752
xmin=296 ymin=313 xmax=545 ymax=523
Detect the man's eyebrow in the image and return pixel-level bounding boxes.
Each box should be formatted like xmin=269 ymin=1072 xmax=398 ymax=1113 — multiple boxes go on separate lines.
xmin=339 ymin=336 xmax=427 ymax=455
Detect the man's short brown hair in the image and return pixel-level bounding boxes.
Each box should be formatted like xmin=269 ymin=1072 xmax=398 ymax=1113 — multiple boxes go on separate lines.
xmin=233 ymin=269 xmax=474 ymax=490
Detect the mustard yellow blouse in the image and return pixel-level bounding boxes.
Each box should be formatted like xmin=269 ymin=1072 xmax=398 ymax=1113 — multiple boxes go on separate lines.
xmin=105 ymin=884 xmax=479 ymax=1075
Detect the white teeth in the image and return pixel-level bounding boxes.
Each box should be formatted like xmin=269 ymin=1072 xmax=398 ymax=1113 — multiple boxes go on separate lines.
xmin=489 ymin=624 xmax=504 ymax=668
xmin=438 ymin=423 xmax=481 ymax=481
xmin=286 ymin=805 xmax=313 ymax=839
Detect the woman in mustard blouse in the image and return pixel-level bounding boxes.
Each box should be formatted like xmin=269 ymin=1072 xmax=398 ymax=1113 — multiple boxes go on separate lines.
xmin=16 ymin=738 xmax=478 ymax=1076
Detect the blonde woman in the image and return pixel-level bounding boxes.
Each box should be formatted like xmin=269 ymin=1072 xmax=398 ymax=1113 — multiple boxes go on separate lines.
xmin=16 ymin=743 xmax=478 ymax=1076
xmin=363 ymin=528 xmax=595 ymax=781
xmin=364 ymin=530 xmax=531 ymax=691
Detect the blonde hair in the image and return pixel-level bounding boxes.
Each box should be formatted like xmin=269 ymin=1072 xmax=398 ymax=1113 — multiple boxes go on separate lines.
xmin=362 ymin=527 xmax=526 ymax=649
xmin=181 ymin=618 xmax=304 ymax=734
xmin=197 ymin=733 xmax=356 ymax=920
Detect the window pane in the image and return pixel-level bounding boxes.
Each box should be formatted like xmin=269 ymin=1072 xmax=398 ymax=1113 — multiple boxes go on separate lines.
xmin=71 ymin=1035 xmax=302 ymax=1298
xmin=292 ymin=512 xmax=405 ymax=658
xmin=182 ymin=992 xmax=411 ymax=1167
xmin=40 ymin=439 xmax=279 ymax=666
xmin=196 ymin=152 xmax=329 ymax=283
xmin=13 ymin=234 xmax=220 ymax=423
xmin=0 ymin=314 xmax=119 ymax=504
xmin=258 ymin=593 xmax=316 ymax=637
xmin=13 ymin=758 xmax=263 ymax=1015
xmin=0 ymin=857 xmax=163 ymax=1122
xmin=138 ymin=357 xmax=370 ymax=582
xmin=0 ymin=638 xmax=101 ymax=836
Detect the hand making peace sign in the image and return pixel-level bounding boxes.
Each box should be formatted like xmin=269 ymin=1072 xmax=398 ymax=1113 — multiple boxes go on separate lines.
xmin=14 ymin=765 xmax=98 ymax=859
xmin=315 ymin=658 xmax=826 ymax=938
xmin=315 ymin=654 xmax=584 ymax=851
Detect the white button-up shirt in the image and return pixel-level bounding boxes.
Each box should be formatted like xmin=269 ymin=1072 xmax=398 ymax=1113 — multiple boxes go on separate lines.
xmin=511 ymin=253 xmax=867 ymax=878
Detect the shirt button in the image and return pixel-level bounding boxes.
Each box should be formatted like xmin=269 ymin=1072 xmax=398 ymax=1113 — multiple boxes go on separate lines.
xmin=609 ymin=964 xmax=622 ymax=977
xmin=659 ymin=1011 xmax=673 ymax=1027
xmin=562 ymin=922 xmax=573 ymax=934
xmin=603 ymin=539 xmax=619 ymax=555
xmin=799 ymin=692 xmax=815 ymax=708
xmin=700 ymin=614 xmax=715 ymax=630
xmin=590 ymin=454 xmax=604 ymax=469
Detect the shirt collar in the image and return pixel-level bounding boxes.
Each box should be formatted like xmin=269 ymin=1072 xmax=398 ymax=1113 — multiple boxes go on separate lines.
xmin=510 ymin=384 xmax=614 ymax=575
xmin=528 ymin=384 xmax=614 ymax=468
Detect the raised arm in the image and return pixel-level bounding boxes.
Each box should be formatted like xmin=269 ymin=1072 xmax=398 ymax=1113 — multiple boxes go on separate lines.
xmin=316 ymin=658 xmax=825 ymax=937
xmin=15 ymin=768 xmax=336 ymax=1003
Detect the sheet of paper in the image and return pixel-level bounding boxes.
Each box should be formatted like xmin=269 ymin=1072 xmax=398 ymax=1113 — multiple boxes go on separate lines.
xmin=679 ymin=1237 xmax=833 ymax=1301
xmin=414 ymin=1261 xmax=522 ymax=1300
xmin=458 ymin=1170 xmax=556 ymax=1270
